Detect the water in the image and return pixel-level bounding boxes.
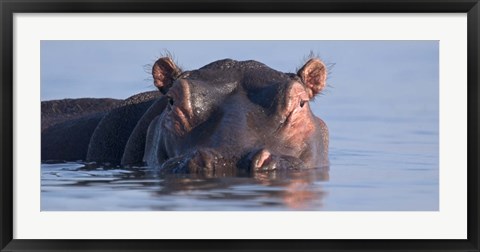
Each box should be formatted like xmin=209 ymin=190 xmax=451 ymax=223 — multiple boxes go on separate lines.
xmin=41 ymin=163 xmax=330 ymax=211
xmin=41 ymin=93 xmax=439 ymax=211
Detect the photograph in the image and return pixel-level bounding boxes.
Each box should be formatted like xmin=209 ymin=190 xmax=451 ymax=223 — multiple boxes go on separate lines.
xmin=2 ymin=1 xmax=478 ymax=250
xmin=40 ymin=40 xmax=439 ymax=211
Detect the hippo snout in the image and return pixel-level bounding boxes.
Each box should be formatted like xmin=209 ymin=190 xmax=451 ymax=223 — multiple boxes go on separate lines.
xmin=160 ymin=147 xmax=308 ymax=175
xmin=160 ymin=148 xmax=236 ymax=175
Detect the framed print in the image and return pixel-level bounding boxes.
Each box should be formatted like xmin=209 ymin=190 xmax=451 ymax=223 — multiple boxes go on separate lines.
xmin=1 ymin=0 xmax=479 ymax=251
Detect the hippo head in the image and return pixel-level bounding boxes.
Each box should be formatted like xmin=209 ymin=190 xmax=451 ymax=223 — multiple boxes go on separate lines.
xmin=144 ymin=57 xmax=329 ymax=174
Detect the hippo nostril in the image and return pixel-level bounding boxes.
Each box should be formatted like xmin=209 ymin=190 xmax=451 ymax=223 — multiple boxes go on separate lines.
xmin=250 ymin=149 xmax=275 ymax=171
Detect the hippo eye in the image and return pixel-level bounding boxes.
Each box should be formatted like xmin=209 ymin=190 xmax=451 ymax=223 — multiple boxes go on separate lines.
xmin=167 ymin=96 xmax=174 ymax=106
xmin=300 ymin=100 xmax=306 ymax=108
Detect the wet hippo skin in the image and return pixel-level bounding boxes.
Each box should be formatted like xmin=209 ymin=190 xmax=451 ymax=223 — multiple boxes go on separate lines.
xmin=41 ymin=98 xmax=122 ymax=161
xmin=41 ymin=57 xmax=329 ymax=174
xmin=146 ymin=57 xmax=329 ymax=173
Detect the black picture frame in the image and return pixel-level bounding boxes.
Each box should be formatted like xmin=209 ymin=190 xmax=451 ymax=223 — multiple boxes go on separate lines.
xmin=1 ymin=0 xmax=479 ymax=251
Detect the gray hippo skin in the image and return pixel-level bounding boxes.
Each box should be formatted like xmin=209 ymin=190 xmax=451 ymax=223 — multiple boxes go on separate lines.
xmin=41 ymin=98 xmax=122 ymax=161
xmin=41 ymin=93 xmax=159 ymax=163
xmin=41 ymin=57 xmax=329 ymax=174
xmin=143 ymin=57 xmax=329 ymax=173
xmin=86 ymin=91 xmax=161 ymax=164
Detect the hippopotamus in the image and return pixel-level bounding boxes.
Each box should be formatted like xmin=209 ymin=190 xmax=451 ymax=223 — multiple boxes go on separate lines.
xmin=41 ymin=57 xmax=329 ymax=174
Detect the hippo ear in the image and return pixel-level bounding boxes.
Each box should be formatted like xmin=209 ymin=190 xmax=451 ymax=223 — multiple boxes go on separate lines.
xmin=152 ymin=57 xmax=182 ymax=94
xmin=297 ymin=58 xmax=327 ymax=99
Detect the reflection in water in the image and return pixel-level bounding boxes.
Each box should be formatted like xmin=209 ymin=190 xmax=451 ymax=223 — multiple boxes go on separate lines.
xmin=253 ymin=169 xmax=329 ymax=209
xmin=41 ymin=162 xmax=329 ymax=211
xmin=156 ymin=167 xmax=329 ymax=210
